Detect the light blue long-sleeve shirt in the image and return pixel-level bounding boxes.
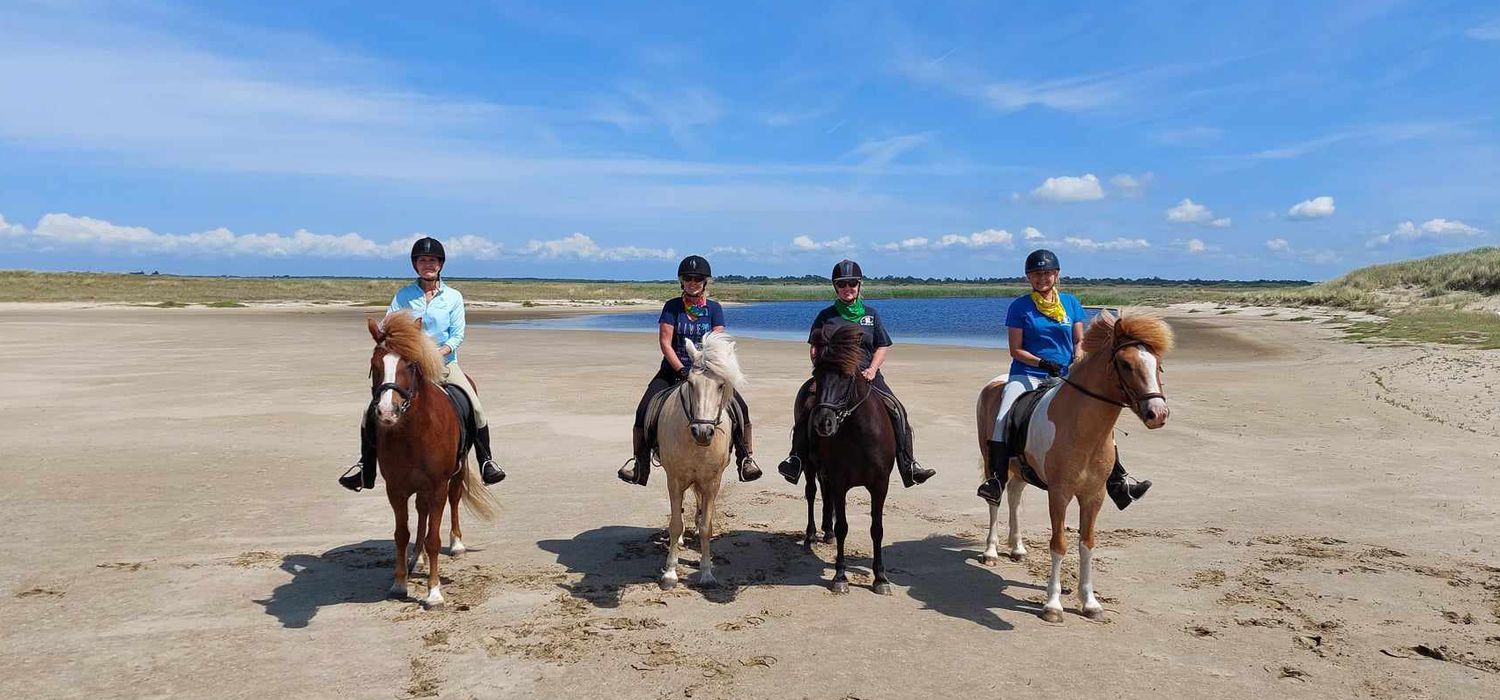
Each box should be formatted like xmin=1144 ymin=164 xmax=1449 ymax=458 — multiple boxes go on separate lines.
xmin=389 ymin=281 xmax=465 ymax=365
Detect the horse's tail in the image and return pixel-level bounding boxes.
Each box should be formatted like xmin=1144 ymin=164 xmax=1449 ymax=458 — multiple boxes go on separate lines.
xmin=459 ymin=456 xmax=501 ymax=522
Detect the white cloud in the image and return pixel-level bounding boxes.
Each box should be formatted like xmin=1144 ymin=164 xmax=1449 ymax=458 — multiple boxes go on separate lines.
xmin=1185 ymin=238 xmax=1207 ymax=254
xmin=1023 ymin=226 xmax=1045 ymax=241
xmin=1468 ymin=18 xmax=1500 ymax=41
xmin=896 ymin=53 xmax=1130 ymax=114
xmin=1062 ymin=236 xmax=1150 ymax=252
xmin=519 ymin=233 xmax=676 ymax=261
xmin=1109 ymin=173 xmax=1152 ymax=197
xmin=1265 ymin=238 xmax=1291 ymax=252
xmin=1029 ymin=174 xmax=1104 ymax=203
xmin=790 ymin=235 xmax=855 ymax=252
xmin=1264 ymin=238 xmax=1337 ymax=264
xmin=0 ymin=214 xmax=27 ymax=239
xmin=1367 ymin=218 xmax=1483 ymax=246
xmin=1165 ymin=198 xmax=1230 ymax=227
xmin=845 ymin=132 xmax=933 ymax=170
xmin=875 ymin=228 xmax=1013 ymax=252
xmin=876 ymin=237 xmax=931 ymax=252
xmin=710 ymin=246 xmax=752 ymax=256
xmin=1287 ymin=196 xmax=1336 ymax=220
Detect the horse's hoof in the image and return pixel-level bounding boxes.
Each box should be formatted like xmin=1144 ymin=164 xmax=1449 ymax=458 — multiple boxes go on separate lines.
xmin=821 ymin=532 xmax=836 ymax=544
xmin=388 ymin=584 xmax=408 ymax=599
xmin=660 ymin=575 xmax=678 ymax=591
xmin=872 ymin=581 xmax=893 ymax=596
xmin=1040 ymin=607 xmax=1064 ymax=623
xmin=1084 ymin=606 xmax=1106 ymax=621
xmin=449 ymin=540 xmax=465 ymax=557
xmin=981 ymin=554 xmax=999 ymax=567
xmin=831 ymin=580 xmax=849 ymax=594
xmin=698 ymin=574 xmax=718 ymax=588
xmin=1007 ymin=551 xmax=1026 ymax=562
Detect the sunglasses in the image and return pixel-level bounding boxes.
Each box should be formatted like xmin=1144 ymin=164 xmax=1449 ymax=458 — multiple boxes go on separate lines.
xmin=681 ymin=275 xmax=706 ymax=283
xmin=834 ymin=280 xmax=860 ymax=289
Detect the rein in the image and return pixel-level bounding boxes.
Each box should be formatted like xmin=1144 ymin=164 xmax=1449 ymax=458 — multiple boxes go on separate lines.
xmin=676 ymin=374 xmax=725 ymax=429
xmin=1060 ymin=339 xmax=1165 ymax=420
xmin=813 ymin=372 xmax=871 ymax=429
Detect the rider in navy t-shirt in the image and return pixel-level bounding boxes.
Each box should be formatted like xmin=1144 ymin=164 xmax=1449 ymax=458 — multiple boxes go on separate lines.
xmin=616 ymin=256 xmax=760 ymax=487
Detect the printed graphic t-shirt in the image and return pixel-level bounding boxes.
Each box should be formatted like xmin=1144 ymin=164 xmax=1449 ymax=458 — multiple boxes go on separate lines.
xmin=659 ymin=297 xmax=726 ymax=370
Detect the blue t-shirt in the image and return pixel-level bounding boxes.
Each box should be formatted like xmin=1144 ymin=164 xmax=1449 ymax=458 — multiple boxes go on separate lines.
xmin=659 ymin=297 xmax=726 ymax=370
xmin=1006 ymin=292 xmax=1086 ymax=379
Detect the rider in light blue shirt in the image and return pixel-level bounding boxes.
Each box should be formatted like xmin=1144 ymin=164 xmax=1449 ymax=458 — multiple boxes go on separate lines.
xmin=389 ymin=280 xmax=466 ymax=365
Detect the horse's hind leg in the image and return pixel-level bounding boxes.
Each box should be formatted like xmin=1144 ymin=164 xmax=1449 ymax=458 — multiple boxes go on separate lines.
xmin=831 ymin=489 xmax=850 ymax=594
xmin=447 ymin=467 xmax=466 ymax=557
xmin=1006 ymin=475 xmax=1028 ymax=561
xmin=695 ymin=479 xmax=722 ymax=588
xmin=802 ymin=470 xmax=818 ymax=546
xmin=870 ymin=487 xmax=891 ymax=595
xmin=981 ymin=500 xmax=1002 ymax=566
xmin=412 ymin=499 xmax=429 ymax=573
xmin=1041 ymin=490 xmax=1070 ymax=623
xmin=661 ymin=475 xmax=686 ymax=590
xmin=388 ymin=492 xmax=411 ymax=599
xmin=1077 ymin=493 xmax=1106 ymax=620
xmin=422 ymin=488 xmax=447 ymax=608
xmin=819 ymin=473 xmax=836 ymax=545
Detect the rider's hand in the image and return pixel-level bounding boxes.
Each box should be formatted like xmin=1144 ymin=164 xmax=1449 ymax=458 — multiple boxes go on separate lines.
xmin=861 ymin=367 xmax=878 ymax=382
xmin=439 ymin=345 xmax=452 ymax=356
xmin=676 ymin=366 xmax=691 ymax=380
xmin=1037 ymin=359 xmax=1063 ymax=377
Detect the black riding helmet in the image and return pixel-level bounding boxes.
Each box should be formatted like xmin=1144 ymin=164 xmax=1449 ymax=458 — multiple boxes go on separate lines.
xmin=677 ymin=255 xmax=711 ymax=279
xmin=411 ymin=237 xmax=446 ymax=263
xmin=1024 ymin=249 xmax=1060 ymax=273
xmin=831 ymin=259 xmax=864 ymax=282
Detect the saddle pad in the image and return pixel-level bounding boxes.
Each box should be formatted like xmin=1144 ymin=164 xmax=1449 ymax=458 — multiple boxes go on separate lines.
xmin=442 ymin=384 xmax=475 ymax=468
xmin=1002 ymin=381 xmax=1059 ymax=489
xmin=642 ymin=380 xmax=684 ymax=451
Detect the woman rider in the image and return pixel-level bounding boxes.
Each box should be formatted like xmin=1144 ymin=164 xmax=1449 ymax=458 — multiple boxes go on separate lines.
xmin=617 ymin=255 xmax=761 ymax=486
xmin=776 ymin=259 xmax=936 ymax=488
xmin=975 ymin=249 xmax=1152 ymax=509
xmin=338 ymin=237 xmax=507 ymax=491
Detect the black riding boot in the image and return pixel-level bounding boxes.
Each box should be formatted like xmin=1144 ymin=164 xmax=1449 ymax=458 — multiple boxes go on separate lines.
xmin=976 ymin=440 xmax=1008 ymax=504
xmin=778 ymin=410 xmax=809 ymax=485
xmin=884 ymin=395 xmax=934 ymax=488
xmin=338 ymin=413 xmax=378 ymax=492
xmin=474 ymin=425 xmax=506 ymax=485
xmin=1106 ymin=449 xmax=1151 ymax=510
xmin=733 ymin=422 xmax=762 ymax=482
xmin=617 ymin=425 xmax=653 ymax=486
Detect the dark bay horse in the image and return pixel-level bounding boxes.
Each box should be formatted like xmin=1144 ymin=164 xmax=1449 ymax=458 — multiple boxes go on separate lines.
xmin=975 ymin=311 xmax=1173 ymax=622
xmin=367 ymin=311 xmax=499 ymax=608
xmin=807 ymin=325 xmax=899 ymax=595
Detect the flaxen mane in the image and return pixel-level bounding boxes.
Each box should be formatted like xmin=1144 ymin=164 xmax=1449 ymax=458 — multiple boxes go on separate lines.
xmin=1082 ymin=311 xmax=1175 ymax=357
xmin=693 ymin=331 xmax=746 ymax=390
xmin=814 ymin=324 xmax=864 ymax=377
xmin=378 ymin=310 xmax=446 ymax=381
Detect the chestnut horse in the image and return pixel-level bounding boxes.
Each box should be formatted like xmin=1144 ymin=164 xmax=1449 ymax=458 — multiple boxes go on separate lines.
xmin=808 ymin=325 xmax=899 ymax=595
xmin=975 ymin=311 xmax=1172 ymax=622
xmin=367 ymin=311 xmax=499 ymax=608
xmin=656 ymin=331 xmax=745 ymax=590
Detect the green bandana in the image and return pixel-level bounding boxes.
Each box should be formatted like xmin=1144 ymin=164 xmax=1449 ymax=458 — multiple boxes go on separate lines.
xmin=835 ymin=297 xmax=866 ymax=323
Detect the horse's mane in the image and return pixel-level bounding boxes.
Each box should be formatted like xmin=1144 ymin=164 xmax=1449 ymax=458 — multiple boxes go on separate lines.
xmin=693 ymin=331 xmax=746 ymax=389
xmin=377 ymin=310 xmax=446 ymax=381
xmin=1082 ymin=311 xmax=1175 ymax=356
xmin=814 ymin=324 xmax=864 ymax=377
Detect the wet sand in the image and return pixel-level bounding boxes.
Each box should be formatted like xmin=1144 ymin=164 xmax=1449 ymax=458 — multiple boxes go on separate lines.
xmin=2 ymin=304 xmax=1498 ymax=698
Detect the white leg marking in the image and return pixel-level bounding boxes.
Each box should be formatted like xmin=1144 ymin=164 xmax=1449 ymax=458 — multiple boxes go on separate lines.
xmin=449 ymin=537 xmax=465 ymax=556
xmin=378 ymin=353 xmax=400 ymax=413
xmin=424 ymin=584 xmax=444 ymax=606
xmin=982 ymin=501 xmax=1001 ymax=563
xmin=1044 ymin=550 xmax=1065 ymax=616
xmin=1006 ymin=480 xmax=1028 ymax=558
xmin=1079 ymin=542 xmax=1102 ymax=615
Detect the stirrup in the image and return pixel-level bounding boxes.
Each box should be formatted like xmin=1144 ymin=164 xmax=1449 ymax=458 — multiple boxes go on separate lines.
xmin=976 ymin=477 xmax=1005 ymax=505
xmin=777 ymin=455 xmax=802 ymax=485
xmin=480 ymin=459 xmax=506 ymax=485
xmin=616 ymin=458 xmax=638 ymax=485
xmin=737 ymin=456 xmax=762 ymax=482
xmin=338 ymin=464 xmax=367 ymax=492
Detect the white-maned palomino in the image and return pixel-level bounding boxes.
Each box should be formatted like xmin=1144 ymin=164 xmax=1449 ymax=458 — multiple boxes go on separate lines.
xmin=976 ymin=311 xmax=1173 ymax=622
xmin=655 ymin=331 xmax=746 ymax=590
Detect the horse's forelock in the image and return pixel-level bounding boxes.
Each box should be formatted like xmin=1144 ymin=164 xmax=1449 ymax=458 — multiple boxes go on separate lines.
xmin=816 ymin=324 xmax=863 ymax=377
xmin=377 ymin=310 xmax=445 ymax=380
xmin=1116 ymin=313 xmax=1174 ymax=355
xmin=696 ymin=331 xmax=745 ymax=390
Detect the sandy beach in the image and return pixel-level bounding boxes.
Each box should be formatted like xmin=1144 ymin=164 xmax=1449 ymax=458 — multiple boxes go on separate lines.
xmin=2 ymin=304 xmax=1498 ymax=699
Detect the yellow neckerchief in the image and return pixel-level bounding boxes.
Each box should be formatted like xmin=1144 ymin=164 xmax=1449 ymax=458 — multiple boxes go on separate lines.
xmin=1030 ymin=289 xmax=1067 ymax=324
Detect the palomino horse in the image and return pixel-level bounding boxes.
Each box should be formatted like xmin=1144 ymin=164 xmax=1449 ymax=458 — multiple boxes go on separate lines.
xmin=975 ymin=311 xmax=1172 ymax=622
xmin=809 ymin=325 xmax=899 ymax=595
xmin=656 ymin=331 xmax=746 ymax=590
xmin=367 ymin=311 xmax=499 ymax=608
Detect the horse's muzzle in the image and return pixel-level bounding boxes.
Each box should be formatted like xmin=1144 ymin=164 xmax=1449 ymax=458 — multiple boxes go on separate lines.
xmin=1139 ymin=398 xmax=1169 ymax=429
xmin=812 ymin=407 xmax=840 ymax=438
xmin=690 ymin=424 xmax=715 ymax=446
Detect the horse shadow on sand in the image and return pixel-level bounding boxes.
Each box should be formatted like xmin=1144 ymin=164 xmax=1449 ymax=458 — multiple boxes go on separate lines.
xmin=255 ymin=539 xmax=435 ymax=629
xmin=537 ymin=524 xmax=831 ymax=608
xmin=881 ymin=534 xmax=1044 ymax=632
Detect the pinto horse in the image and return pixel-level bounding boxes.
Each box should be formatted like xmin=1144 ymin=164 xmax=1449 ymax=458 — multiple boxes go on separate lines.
xmin=975 ymin=311 xmax=1172 ymax=622
xmin=656 ymin=331 xmax=745 ymax=590
xmin=808 ymin=325 xmax=899 ymax=595
xmin=367 ymin=311 xmax=499 ymax=608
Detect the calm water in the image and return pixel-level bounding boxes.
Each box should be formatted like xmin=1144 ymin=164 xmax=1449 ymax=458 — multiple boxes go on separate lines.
xmin=488 ymin=297 xmax=1107 ymax=349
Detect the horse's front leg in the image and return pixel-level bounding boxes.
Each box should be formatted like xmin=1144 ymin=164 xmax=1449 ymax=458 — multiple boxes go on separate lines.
xmin=661 ymin=475 xmax=686 ymax=590
xmin=696 ymin=480 xmax=721 ymax=588
xmin=803 ymin=470 xmax=818 ymax=546
xmin=412 ymin=499 xmax=429 ymax=573
xmin=388 ymin=491 xmax=410 ymax=599
xmin=1042 ymin=489 xmax=1070 ymax=623
xmin=831 ymin=487 xmax=850 ymax=594
xmin=819 ymin=471 xmax=836 ymax=544
xmin=1006 ymin=474 xmax=1029 ymax=561
xmin=870 ymin=486 xmax=891 ymax=595
xmin=422 ymin=488 xmax=447 ymax=608
xmin=1077 ymin=493 xmax=1106 ymax=620
xmin=981 ymin=499 xmax=1002 ymax=566
xmin=447 ymin=467 xmax=465 ymax=557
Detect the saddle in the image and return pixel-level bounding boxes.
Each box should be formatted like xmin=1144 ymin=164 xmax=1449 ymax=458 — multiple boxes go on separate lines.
xmin=1001 ymin=378 xmax=1061 ymax=490
xmin=642 ymin=379 xmax=744 ymax=459
xmin=442 ymin=384 xmax=476 ymax=471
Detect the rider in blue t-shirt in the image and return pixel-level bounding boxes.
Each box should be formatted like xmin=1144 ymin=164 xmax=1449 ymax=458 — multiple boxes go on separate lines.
xmin=616 ymin=255 xmax=760 ymax=486
xmin=975 ymin=249 xmax=1154 ymax=510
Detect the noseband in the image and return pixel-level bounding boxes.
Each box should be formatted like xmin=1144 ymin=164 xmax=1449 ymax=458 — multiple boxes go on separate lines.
xmin=678 ymin=374 xmax=725 ymax=430
xmin=369 ymin=361 xmax=419 ymax=417
xmin=1061 ymin=339 xmax=1166 ymax=420
xmin=812 ymin=372 xmax=870 ymax=432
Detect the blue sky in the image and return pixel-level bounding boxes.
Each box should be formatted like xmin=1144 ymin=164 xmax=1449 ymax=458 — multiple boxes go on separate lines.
xmin=2 ymin=0 xmax=1497 ymax=280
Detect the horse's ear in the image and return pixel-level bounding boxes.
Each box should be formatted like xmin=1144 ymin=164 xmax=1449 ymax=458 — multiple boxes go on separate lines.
xmin=409 ymin=315 xmax=424 ymax=333
xmin=684 ymin=338 xmax=702 ymax=365
xmin=367 ymin=316 xmax=382 ymax=342
xmin=1083 ymin=310 xmax=1117 ymax=354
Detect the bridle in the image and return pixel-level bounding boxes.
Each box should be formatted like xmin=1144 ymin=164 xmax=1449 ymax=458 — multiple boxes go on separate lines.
xmin=677 ymin=372 xmax=725 ymax=430
xmin=1060 ymin=339 xmax=1166 ymax=420
xmin=812 ymin=370 xmax=871 ymax=433
xmin=369 ymin=355 xmax=420 ymax=417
